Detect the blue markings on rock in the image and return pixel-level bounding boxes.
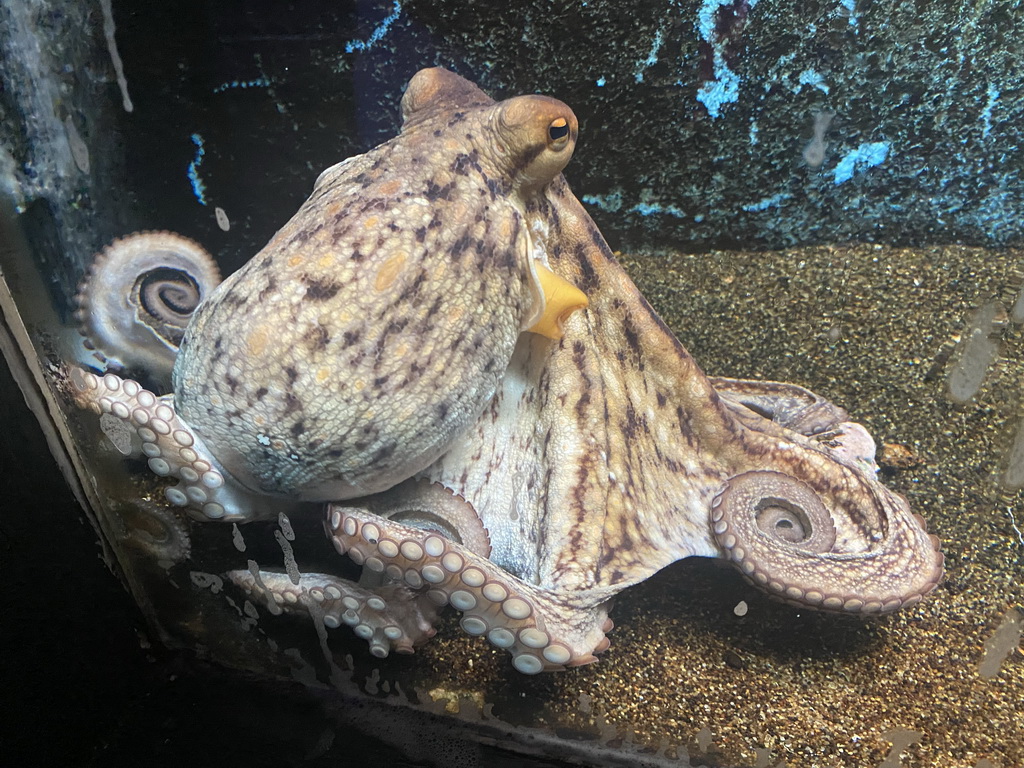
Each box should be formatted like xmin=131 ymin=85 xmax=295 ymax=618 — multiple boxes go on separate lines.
xmin=832 ymin=142 xmax=890 ymax=185
xmin=695 ymin=0 xmax=760 ymax=119
xmin=187 ymin=133 xmax=207 ymax=206
xmin=632 ymin=200 xmax=688 ymax=217
xmin=981 ymin=85 xmax=1000 ymax=139
xmin=696 ymin=69 xmax=742 ymax=119
xmin=635 ymin=28 xmax=664 ymax=83
xmin=583 ymin=190 xmax=623 ymax=213
xmin=797 ymin=68 xmax=829 ymax=94
xmin=583 ymin=190 xmax=688 ymax=219
xmin=839 ymin=0 xmax=859 ymax=29
xmin=213 ymin=78 xmax=271 ymax=94
xmin=743 ymin=192 xmax=791 ymax=212
xmin=345 ymin=0 xmax=402 ymax=53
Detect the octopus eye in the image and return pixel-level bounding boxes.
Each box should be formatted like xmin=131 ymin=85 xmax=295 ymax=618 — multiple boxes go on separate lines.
xmin=547 ymin=118 xmax=571 ymax=149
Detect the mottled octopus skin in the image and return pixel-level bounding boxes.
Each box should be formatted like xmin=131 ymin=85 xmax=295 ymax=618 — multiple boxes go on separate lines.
xmin=174 ymin=69 xmax=578 ymax=501
xmin=70 ymin=68 xmax=943 ymax=675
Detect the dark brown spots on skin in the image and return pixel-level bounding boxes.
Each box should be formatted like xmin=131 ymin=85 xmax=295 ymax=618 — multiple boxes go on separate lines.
xmin=675 ymin=405 xmax=696 ymax=445
xmin=301 ymin=275 xmax=342 ymax=301
xmin=656 ymin=391 xmax=667 ymax=408
xmin=343 ymin=329 xmax=362 ymax=347
xmin=381 ymin=318 xmax=409 ymax=338
xmin=575 ymin=389 xmax=592 ymax=420
xmin=282 ymin=392 xmax=301 ymax=415
xmin=437 ymin=401 xmax=449 ymax=421
xmin=623 ymin=403 xmax=642 ymax=440
xmin=501 ymin=243 xmax=519 ymax=271
xmin=424 ymin=179 xmax=456 ymax=200
xmin=452 ymin=149 xmax=481 ymax=175
xmin=285 ymin=366 xmax=299 ymax=385
xmin=450 ymin=233 xmax=472 ymax=257
xmin=511 ymin=144 xmax=545 ymax=178
xmin=327 ymin=447 xmax=344 ymax=458
xmin=256 ymin=276 xmax=279 ymax=302
xmin=486 ymin=177 xmax=507 ymax=198
xmin=548 ymin=202 xmax=561 ymax=229
xmin=622 ymin=318 xmax=642 ymax=362
xmin=398 ymin=271 xmax=427 ymax=302
xmin=575 ymin=243 xmax=598 ymax=291
xmin=414 ymin=226 xmax=427 ymax=242
xmin=290 ymin=420 xmax=305 ymax=437
xmin=571 ymin=340 xmax=595 ymax=419
xmin=220 ymin=292 xmax=247 ymax=309
xmin=304 ymin=324 xmax=330 ymax=351
xmin=565 ymin=458 xmax=593 ymax=556
xmin=255 ymin=386 xmax=268 ymax=400
xmin=287 ymin=223 xmax=320 ymax=247
xmin=572 ymin=340 xmax=587 ymax=366
xmin=371 ymin=443 xmax=395 ymax=463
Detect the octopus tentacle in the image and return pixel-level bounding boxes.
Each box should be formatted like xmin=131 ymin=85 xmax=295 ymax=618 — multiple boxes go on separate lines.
xmin=710 ymin=377 xmax=850 ymax=436
xmin=818 ymin=421 xmax=881 ymax=475
xmin=711 ymin=379 xmax=882 ymax=472
xmin=348 ymin=479 xmax=492 ymax=558
xmin=327 ymin=504 xmax=612 ymax=673
xmin=74 ymin=232 xmax=220 ymax=385
xmin=68 ymin=367 xmax=273 ymax=523
xmin=113 ymin=498 xmax=192 ymax=566
xmin=711 ymin=470 xmax=944 ymax=614
xmin=228 ymin=570 xmax=439 ymax=656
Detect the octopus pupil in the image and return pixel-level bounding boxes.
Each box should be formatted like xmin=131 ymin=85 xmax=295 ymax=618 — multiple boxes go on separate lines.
xmin=549 ymin=121 xmax=569 ymax=141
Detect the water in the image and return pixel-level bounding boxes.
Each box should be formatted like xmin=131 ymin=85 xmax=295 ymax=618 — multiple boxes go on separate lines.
xmin=1 ymin=2 xmax=1022 ymax=766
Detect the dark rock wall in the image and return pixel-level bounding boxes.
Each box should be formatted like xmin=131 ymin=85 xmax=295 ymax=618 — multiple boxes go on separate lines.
xmin=86 ymin=0 xmax=1021 ymax=282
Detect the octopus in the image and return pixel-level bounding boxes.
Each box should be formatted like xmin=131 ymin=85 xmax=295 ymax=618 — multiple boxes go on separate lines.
xmin=69 ymin=67 xmax=943 ymax=675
